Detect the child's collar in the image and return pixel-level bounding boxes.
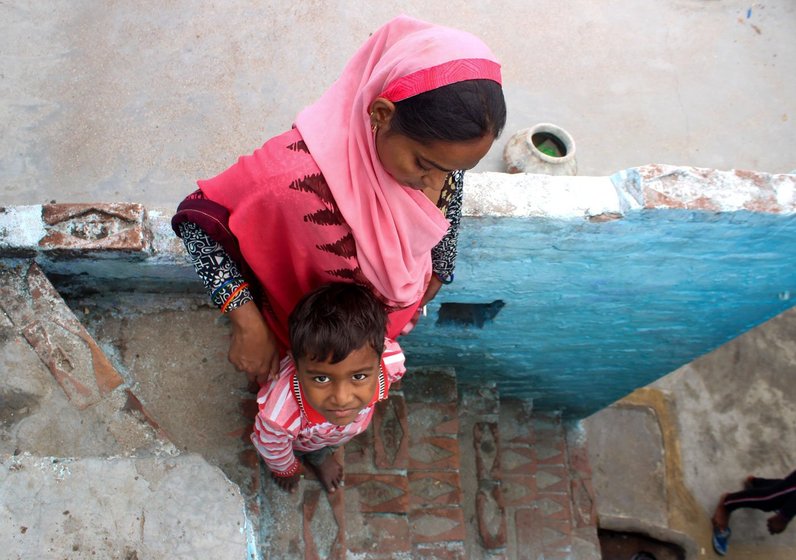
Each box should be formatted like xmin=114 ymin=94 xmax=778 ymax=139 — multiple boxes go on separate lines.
xmin=292 ymin=362 xmax=387 ymax=426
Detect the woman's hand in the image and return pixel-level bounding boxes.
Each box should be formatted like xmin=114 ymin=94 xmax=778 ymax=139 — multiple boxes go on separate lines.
xmin=420 ymin=274 xmax=444 ymax=307
xmin=227 ymin=301 xmax=281 ymax=385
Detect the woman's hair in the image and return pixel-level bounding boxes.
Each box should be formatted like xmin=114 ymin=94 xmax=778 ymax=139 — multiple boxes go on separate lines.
xmin=389 ymin=79 xmax=506 ymax=143
xmin=289 ymin=283 xmax=387 ymax=364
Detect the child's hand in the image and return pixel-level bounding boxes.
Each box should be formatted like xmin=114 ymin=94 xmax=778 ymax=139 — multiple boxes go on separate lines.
xmin=272 ymin=471 xmax=301 ymax=493
xmin=767 ymin=513 xmax=789 ymax=534
xmin=227 ymin=301 xmax=281 ymax=385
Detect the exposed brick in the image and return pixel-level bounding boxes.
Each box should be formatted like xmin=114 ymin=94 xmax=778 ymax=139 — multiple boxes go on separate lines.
xmin=500 ymin=476 xmax=536 ymax=508
xmin=407 ymin=401 xmax=460 ymax=437
xmin=474 ymin=422 xmax=501 ymax=481
xmin=412 ymin=542 xmax=467 ymax=560
xmin=373 ymin=393 xmax=409 ymax=470
xmin=476 ymin=483 xmax=507 ymax=549
xmin=122 ymin=389 xmax=171 ymax=441
xmin=39 ymin=203 xmax=150 ymax=253
xmin=460 ymin=383 xmax=500 ymax=417
xmin=539 ymin=519 xmax=573 ymax=550
xmin=345 ymin=473 xmax=409 ymax=514
xmin=534 ymin=464 xmax=569 ymax=493
xmin=498 ymin=399 xmax=535 ymax=445
xmin=570 ymin=476 xmax=597 ymax=528
xmin=410 ymin=506 xmax=466 ymax=543
xmin=303 ymin=486 xmax=346 ymax=560
xmin=409 ymin=470 xmax=463 ymax=508
xmin=345 ymin=513 xmax=411 ymax=555
xmin=409 ymin=436 xmax=461 ymax=471
xmin=500 ymin=445 xmax=535 ymax=475
xmin=533 ymin=440 xmax=566 ymax=465
xmin=0 ymin=262 xmax=123 ymax=409
xmin=344 ymin=427 xmax=375 ymax=474
xmin=529 ymin=493 xmax=572 ymax=522
xmin=513 ymin=508 xmax=544 ymax=560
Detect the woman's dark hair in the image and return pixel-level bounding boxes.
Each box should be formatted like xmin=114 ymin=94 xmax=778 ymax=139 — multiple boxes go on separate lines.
xmin=389 ymin=79 xmax=506 ymax=143
xmin=289 ymin=283 xmax=387 ymax=364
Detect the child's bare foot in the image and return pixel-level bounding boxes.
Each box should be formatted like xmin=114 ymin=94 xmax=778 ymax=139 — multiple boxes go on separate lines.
xmin=712 ymin=494 xmax=730 ymax=530
xmin=308 ymin=454 xmax=344 ymax=493
xmin=272 ymin=472 xmax=301 ymax=493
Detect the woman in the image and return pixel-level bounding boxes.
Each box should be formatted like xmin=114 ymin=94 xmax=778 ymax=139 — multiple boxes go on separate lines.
xmin=172 ymin=15 xmax=507 ymax=384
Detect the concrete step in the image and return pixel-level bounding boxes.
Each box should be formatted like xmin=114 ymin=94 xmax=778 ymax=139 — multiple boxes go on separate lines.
xmin=0 ymin=260 xmax=173 ymax=458
xmin=0 ymin=262 xmax=254 ymax=557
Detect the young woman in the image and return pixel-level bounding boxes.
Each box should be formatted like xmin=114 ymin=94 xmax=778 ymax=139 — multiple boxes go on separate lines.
xmin=172 ymin=15 xmax=507 ymax=384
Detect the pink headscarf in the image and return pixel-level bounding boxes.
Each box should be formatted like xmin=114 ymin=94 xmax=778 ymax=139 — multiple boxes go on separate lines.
xmin=295 ymin=15 xmax=502 ymax=306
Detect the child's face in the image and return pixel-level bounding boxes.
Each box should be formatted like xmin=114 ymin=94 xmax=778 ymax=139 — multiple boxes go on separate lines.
xmin=296 ymin=344 xmax=381 ymax=426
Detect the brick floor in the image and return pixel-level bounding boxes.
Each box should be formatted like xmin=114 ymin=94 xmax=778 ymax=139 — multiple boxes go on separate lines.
xmin=256 ymin=372 xmax=601 ymax=559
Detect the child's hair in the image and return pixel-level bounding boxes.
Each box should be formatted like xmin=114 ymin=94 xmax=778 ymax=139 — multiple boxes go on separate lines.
xmin=289 ymin=283 xmax=387 ymax=364
xmin=390 ymin=79 xmax=507 ymax=144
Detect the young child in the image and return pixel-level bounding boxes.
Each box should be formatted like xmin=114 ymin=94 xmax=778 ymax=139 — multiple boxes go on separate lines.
xmin=250 ymin=283 xmax=405 ymax=493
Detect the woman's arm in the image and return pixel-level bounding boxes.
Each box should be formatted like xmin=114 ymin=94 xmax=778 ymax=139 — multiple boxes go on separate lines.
xmin=422 ymin=170 xmax=463 ymax=306
xmin=179 ymin=221 xmax=280 ymax=383
xmin=431 ymin=170 xmax=463 ymax=284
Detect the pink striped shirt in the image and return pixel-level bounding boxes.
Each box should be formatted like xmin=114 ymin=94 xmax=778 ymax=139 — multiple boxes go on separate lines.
xmin=251 ymin=339 xmax=406 ymax=477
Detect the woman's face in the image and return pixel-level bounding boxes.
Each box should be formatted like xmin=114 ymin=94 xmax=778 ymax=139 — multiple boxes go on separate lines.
xmin=370 ymin=97 xmax=495 ymax=194
xmin=376 ymin=129 xmax=494 ymax=193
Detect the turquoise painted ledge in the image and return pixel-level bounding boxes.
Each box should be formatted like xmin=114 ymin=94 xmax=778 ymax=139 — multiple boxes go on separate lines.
xmin=403 ymin=210 xmax=796 ymax=417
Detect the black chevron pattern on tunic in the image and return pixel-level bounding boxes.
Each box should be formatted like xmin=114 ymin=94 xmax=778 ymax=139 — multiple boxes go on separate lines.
xmin=287 ymin=140 xmax=310 ymax=153
xmin=316 ymin=233 xmax=357 ymax=259
xmin=289 ymin=173 xmax=336 ymax=207
xmin=304 ymin=208 xmax=341 ymax=226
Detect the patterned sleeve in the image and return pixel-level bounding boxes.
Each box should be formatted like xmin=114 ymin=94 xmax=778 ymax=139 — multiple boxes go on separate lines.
xmin=431 ymin=170 xmax=463 ymax=283
xmin=178 ymin=221 xmax=254 ymax=312
xmin=382 ymin=338 xmax=406 ymax=384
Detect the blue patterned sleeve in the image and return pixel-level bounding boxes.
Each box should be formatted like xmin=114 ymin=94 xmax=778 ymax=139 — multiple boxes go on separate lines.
xmin=431 ymin=170 xmax=463 ymax=283
xmin=178 ymin=221 xmax=254 ymax=312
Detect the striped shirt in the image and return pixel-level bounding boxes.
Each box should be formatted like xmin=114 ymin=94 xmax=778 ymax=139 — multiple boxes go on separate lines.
xmin=251 ymin=339 xmax=406 ymax=477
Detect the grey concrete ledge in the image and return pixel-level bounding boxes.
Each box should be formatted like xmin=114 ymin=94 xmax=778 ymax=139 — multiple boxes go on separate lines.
xmin=0 ymin=452 xmax=252 ymax=559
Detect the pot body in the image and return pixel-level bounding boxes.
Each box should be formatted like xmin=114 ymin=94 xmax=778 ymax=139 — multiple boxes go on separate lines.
xmin=503 ymin=123 xmax=577 ymax=176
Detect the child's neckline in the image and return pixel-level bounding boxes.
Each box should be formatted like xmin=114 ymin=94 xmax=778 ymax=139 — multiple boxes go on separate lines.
xmin=292 ymin=362 xmax=386 ymax=426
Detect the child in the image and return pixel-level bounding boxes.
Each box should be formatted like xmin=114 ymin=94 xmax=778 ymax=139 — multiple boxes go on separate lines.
xmin=250 ymin=283 xmax=405 ymax=493
xmin=711 ymin=469 xmax=796 ymax=556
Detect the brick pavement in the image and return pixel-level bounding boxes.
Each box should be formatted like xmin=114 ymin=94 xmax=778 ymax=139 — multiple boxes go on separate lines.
xmin=257 ymin=370 xmax=601 ymax=560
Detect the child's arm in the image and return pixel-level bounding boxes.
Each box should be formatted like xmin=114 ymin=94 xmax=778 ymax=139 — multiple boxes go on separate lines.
xmin=251 ymin=415 xmax=302 ymax=480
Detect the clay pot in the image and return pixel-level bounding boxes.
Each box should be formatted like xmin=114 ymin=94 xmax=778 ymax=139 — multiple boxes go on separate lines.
xmin=503 ymin=123 xmax=577 ymax=175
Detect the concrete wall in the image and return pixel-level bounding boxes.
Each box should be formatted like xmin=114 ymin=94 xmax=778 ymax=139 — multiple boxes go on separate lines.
xmin=583 ymin=306 xmax=796 ymax=559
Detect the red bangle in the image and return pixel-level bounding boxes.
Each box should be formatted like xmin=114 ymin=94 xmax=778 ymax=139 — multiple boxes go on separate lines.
xmin=220 ymin=282 xmax=249 ymax=313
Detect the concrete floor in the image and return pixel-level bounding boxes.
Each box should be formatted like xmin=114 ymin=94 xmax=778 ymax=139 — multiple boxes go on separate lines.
xmin=2 ymin=1 xmax=795 ymax=206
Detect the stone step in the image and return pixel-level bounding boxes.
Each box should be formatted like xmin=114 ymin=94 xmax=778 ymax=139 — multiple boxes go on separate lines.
xmin=0 ymin=260 xmax=174 ymax=458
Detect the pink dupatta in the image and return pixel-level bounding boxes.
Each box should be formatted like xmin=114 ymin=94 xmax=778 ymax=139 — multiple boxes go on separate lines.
xmin=197 ymin=16 xmax=502 ymax=344
xmin=295 ymin=15 xmax=502 ymax=306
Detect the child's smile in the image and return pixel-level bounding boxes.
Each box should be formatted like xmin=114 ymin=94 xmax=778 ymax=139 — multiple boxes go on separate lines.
xmin=296 ymin=344 xmax=381 ymax=426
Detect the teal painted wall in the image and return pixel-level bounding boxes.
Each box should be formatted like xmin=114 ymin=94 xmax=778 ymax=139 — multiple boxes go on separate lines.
xmin=402 ymin=210 xmax=796 ymax=418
